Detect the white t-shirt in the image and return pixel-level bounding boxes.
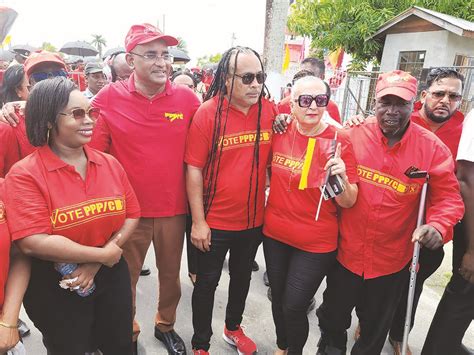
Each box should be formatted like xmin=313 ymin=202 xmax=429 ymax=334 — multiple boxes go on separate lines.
xmin=457 ymin=109 xmax=474 ymax=163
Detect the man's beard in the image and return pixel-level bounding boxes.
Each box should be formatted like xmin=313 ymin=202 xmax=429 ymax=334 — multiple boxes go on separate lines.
xmin=424 ymin=106 xmax=453 ymax=123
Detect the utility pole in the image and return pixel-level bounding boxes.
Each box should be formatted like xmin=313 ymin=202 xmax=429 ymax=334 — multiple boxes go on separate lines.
xmin=263 ymin=0 xmax=290 ymax=73
xmin=231 ymin=32 xmax=236 ymax=48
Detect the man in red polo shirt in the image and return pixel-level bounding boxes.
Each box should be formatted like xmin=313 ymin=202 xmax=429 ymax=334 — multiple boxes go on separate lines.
xmin=315 ymin=70 xmax=464 ymax=355
xmin=89 ymin=23 xmax=200 ymax=355
xmin=185 ymin=46 xmax=275 ymax=355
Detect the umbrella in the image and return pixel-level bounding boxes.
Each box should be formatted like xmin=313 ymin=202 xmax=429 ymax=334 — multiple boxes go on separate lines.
xmin=11 ymin=44 xmax=37 ymax=57
xmin=169 ymin=47 xmax=190 ymax=64
xmin=103 ymin=46 xmax=125 ymax=59
xmin=60 ymin=41 xmax=98 ymax=57
xmin=0 ymin=49 xmax=14 ymax=61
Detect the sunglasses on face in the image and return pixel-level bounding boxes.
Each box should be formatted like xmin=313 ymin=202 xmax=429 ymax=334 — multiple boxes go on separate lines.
xmin=428 ymin=90 xmax=462 ymax=102
xmin=30 ymin=70 xmax=68 ymax=83
xmin=58 ymin=107 xmax=100 ymax=120
xmin=296 ymin=94 xmax=329 ymax=108
xmin=234 ymin=71 xmax=266 ymax=85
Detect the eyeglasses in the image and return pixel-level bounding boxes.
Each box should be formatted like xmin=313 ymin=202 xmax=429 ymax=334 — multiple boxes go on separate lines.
xmin=427 ymin=90 xmax=462 ymax=102
xmin=58 ymin=107 xmax=100 ymax=120
xmin=130 ymin=52 xmax=174 ymax=63
xmin=234 ymin=71 xmax=266 ymax=85
xmin=30 ymin=70 xmax=68 ymax=83
xmin=296 ymin=94 xmax=329 ymax=108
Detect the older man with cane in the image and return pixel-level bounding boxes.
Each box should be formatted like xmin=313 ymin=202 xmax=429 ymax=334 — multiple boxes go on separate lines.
xmin=316 ymin=70 xmax=464 ymax=355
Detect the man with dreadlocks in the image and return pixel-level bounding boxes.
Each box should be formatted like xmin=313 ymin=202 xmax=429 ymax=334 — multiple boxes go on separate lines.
xmin=185 ymin=46 xmax=276 ymax=355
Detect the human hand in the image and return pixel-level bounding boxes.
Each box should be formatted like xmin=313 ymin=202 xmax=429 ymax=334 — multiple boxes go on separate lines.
xmin=0 ymin=323 xmax=19 ymax=353
xmin=63 ymin=262 xmax=101 ymax=292
xmin=324 ymin=143 xmax=346 ymax=179
xmin=273 ymin=114 xmax=292 ymax=134
xmin=459 ymin=252 xmax=474 ymax=284
xmin=101 ymin=234 xmax=123 ymax=267
xmin=0 ymin=101 xmax=25 ymax=126
xmin=191 ymin=222 xmax=211 ymax=252
xmin=412 ymin=225 xmax=443 ymax=250
xmin=343 ymin=114 xmax=366 ymax=128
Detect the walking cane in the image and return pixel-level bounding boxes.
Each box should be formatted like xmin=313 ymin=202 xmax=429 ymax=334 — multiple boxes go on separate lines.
xmin=401 ymin=168 xmax=430 ymax=355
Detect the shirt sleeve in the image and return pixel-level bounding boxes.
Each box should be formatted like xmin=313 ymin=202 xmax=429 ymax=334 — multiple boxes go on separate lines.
xmin=457 ymin=110 xmax=474 ymax=162
xmin=5 ymin=166 xmax=52 ymax=240
xmin=184 ymin=106 xmax=212 ymax=169
xmin=90 ymin=89 xmax=112 ymax=153
xmin=0 ymin=126 xmax=20 ymax=178
xmin=425 ymin=143 xmax=464 ymax=242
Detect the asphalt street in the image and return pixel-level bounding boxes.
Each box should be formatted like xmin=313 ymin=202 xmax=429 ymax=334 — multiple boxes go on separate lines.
xmin=21 ymin=242 xmax=474 ymax=354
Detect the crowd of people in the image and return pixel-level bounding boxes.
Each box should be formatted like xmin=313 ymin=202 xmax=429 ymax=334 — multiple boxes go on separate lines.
xmin=0 ymin=21 xmax=472 ymax=355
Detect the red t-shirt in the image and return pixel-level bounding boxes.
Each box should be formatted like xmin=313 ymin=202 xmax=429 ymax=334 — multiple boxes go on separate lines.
xmin=277 ymin=96 xmax=341 ymax=124
xmin=0 ymin=124 xmax=21 ymax=178
xmin=71 ymin=69 xmax=86 ymax=91
xmin=185 ymin=97 xmax=276 ymax=230
xmin=338 ymin=117 xmax=464 ymax=279
xmin=263 ymin=122 xmax=358 ymax=252
xmin=90 ymin=76 xmax=201 ymax=217
xmin=0 ymin=178 xmax=10 ymax=310
xmin=411 ymin=102 xmax=464 ymax=159
xmin=5 ymin=146 xmax=140 ymax=246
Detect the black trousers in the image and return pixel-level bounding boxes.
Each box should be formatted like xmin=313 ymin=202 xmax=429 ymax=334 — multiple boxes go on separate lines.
xmin=316 ymin=262 xmax=409 ymax=355
xmin=422 ymin=221 xmax=474 ymax=355
xmin=263 ymin=236 xmax=336 ymax=354
xmin=185 ymin=214 xmax=198 ymax=275
xmin=388 ymin=246 xmax=445 ymax=341
xmin=191 ymin=227 xmax=261 ymax=351
xmin=24 ymin=257 xmax=133 ymax=355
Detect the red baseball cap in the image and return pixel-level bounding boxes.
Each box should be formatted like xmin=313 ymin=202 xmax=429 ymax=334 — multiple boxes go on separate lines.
xmin=24 ymin=51 xmax=66 ymax=77
xmin=376 ymin=70 xmax=418 ymax=101
xmin=125 ymin=23 xmax=178 ymax=52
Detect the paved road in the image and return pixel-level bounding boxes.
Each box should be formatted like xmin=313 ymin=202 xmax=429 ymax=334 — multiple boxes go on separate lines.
xmin=22 ymin=242 xmax=474 ymax=354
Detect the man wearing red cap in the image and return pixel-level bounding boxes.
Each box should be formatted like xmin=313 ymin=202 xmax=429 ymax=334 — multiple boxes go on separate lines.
xmin=315 ymin=70 xmax=464 ymax=355
xmin=90 ymin=23 xmax=201 ymax=355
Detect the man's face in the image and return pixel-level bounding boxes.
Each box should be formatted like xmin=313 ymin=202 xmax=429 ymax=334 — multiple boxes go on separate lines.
xmin=300 ymin=62 xmax=323 ymax=79
xmin=226 ymin=53 xmax=263 ymax=111
xmin=375 ymin=94 xmax=413 ymax=140
xmin=113 ymin=53 xmax=132 ymax=81
xmin=86 ymin=71 xmax=106 ymax=95
xmin=29 ymin=62 xmax=67 ymax=86
xmin=173 ymin=74 xmax=195 ymax=90
xmin=421 ymin=77 xmax=462 ymax=123
xmin=127 ymin=40 xmax=171 ymax=89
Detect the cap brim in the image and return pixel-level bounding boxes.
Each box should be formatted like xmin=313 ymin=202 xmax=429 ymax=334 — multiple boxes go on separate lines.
xmin=86 ymin=69 xmax=103 ymax=74
xmin=26 ymin=58 xmax=66 ymax=76
xmin=138 ymin=34 xmax=179 ymax=47
xmin=376 ymin=87 xmax=415 ymax=101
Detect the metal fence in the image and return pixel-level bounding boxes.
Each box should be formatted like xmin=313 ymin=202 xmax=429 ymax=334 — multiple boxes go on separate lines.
xmin=336 ymin=66 xmax=474 ymax=122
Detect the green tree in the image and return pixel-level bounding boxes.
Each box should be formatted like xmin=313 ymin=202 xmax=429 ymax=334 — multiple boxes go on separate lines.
xmin=288 ymin=0 xmax=474 ymax=70
xmin=41 ymin=41 xmax=57 ymax=52
xmin=197 ymin=53 xmax=222 ymax=67
xmin=91 ymin=34 xmax=107 ymax=58
xmin=176 ymin=37 xmax=188 ymax=54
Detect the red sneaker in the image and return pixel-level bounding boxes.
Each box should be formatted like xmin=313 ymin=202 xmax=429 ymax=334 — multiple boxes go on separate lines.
xmin=222 ymin=325 xmax=257 ymax=355
xmin=192 ymin=349 xmax=210 ymax=355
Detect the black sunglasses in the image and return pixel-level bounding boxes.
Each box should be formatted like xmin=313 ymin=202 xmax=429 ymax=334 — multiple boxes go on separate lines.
xmin=58 ymin=107 xmax=100 ymax=120
xmin=296 ymin=94 xmax=329 ymax=108
xmin=234 ymin=71 xmax=266 ymax=85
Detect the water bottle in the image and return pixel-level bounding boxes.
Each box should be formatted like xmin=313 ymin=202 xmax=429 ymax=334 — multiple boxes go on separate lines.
xmin=54 ymin=263 xmax=96 ymax=297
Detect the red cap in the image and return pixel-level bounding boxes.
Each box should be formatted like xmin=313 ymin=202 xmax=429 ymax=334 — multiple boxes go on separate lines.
xmin=376 ymin=70 xmax=418 ymax=101
xmin=125 ymin=23 xmax=178 ymax=52
xmin=24 ymin=51 xmax=66 ymax=77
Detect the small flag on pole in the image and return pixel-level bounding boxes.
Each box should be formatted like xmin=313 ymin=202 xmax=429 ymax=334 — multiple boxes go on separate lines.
xmin=282 ymin=43 xmax=290 ymax=73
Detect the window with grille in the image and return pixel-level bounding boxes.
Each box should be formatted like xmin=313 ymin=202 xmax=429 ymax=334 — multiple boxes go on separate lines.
xmin=397 ymin=51 xmax=426 ymax=79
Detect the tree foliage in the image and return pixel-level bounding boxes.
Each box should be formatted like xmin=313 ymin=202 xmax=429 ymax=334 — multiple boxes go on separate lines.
xmin=196 ymin=53 xmax=222 ymax=67
xmin=288 ymin=0 xmax=474 ymax=70
xmin=176 ymin=37 xmax=189 ymax=54
xmin=41 ymin=42 xmax=57 ymax=52
xmin=91 ymin=34 xmax=107 ymax=58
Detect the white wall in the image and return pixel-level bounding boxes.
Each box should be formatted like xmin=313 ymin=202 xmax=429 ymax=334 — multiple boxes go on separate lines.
xmin=379 ymin=30 xmax=474 ymax=72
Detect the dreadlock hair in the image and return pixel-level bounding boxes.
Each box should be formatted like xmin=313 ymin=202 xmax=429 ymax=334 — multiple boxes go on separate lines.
xmin=203 ymin=46 xmax=269 ymax=228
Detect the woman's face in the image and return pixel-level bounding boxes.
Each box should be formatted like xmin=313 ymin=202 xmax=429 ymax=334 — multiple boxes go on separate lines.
xmin=51 ymin=90 xmax=96 ymax=149
xmin=290 ymin=78 xmax=328 ymax=127
xmin=15 ymin=75 xmax=30 ymax=101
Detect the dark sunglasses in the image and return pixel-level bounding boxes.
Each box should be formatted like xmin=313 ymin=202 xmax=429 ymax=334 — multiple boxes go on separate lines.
xmin=428 ymin=90 xmax=462 ymax=102
xmin=296 ymin=94 xmax=329 ymax=108
xmin=58 ymin=107 xmax=100 ymax=120
xmin=234 ymin=71 xmax=266 ymax=85
xmin=30 ymin=70 xmax=68 ymax=83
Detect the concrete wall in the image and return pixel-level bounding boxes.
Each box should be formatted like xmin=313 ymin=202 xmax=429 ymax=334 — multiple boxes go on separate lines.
xmin=379 ymin=30 xmax=474 ymax=72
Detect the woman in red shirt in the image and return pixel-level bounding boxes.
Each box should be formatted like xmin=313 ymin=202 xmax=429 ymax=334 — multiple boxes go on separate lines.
xmin=263 ymin=76 xmax=359 ymax=354
xmin=0 ymin=178 xmax=30 ymax=354
xmin=5 ymin=77 xmax=140 ymax=355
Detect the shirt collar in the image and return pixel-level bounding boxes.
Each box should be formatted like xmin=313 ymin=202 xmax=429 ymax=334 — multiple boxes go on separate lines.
xmin=127 ymin=72 xmax=173 ymax=99
xmin=39 ymin=145 xmax=101 ymax=172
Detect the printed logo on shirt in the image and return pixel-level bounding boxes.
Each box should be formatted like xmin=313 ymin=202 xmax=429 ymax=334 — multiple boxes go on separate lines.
xmin=50 ymin=197 xmax=126 ymax=231
xmin=357 ymin=165 xmax=419 ymax=194
xmin=0 ymin=200 xmax=5 ymax=224
xmin=164 ymin=112 xmax=184 ymax=122
xmin=272 ymin=153 xmax=304 ymax=172
xmin=218 ymin=130 xmax=272 ymax=151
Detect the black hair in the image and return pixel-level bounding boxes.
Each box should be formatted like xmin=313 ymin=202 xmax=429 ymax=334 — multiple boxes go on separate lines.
xmin=0 ymin=64 xmax=25 ymax=104
xmin=203 ymin=46 xmax=269 ymax=228
xmin=25 ymin=77 xmax=77 ymax=147
xmin=301 ymin=57 xmax=326 ymax=77
xmin=426 ymin=68 xmax=464 ymax=90
xmin=171 ymin=70 xmax=197 ymax=88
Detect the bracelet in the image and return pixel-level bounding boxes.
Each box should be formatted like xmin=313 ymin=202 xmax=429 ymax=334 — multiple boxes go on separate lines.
xmin=0 ymin=320 xmax=17 ymax=329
